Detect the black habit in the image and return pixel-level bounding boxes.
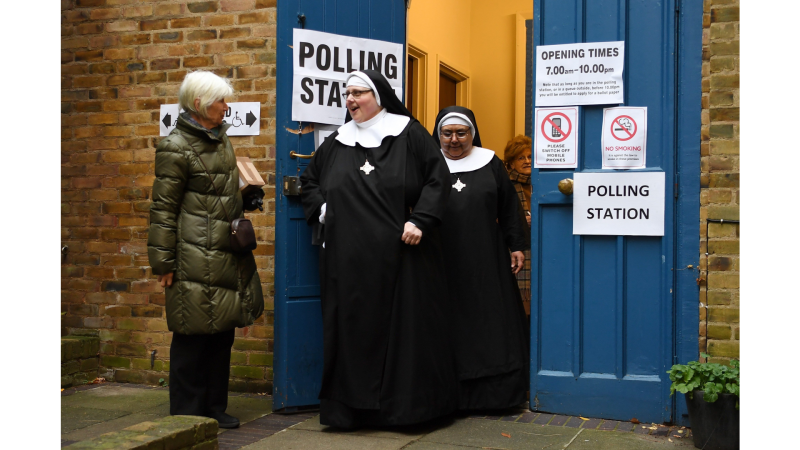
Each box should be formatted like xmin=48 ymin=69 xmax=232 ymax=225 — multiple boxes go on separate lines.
xmin=435 ymin=107 xmax=530 ymax=410
xmin=300 ymin=71 xmax=458 ymax=427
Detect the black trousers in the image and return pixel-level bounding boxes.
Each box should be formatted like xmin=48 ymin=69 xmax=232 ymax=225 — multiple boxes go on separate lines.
xmin=169 ymin=329 xmax=235 ymax=416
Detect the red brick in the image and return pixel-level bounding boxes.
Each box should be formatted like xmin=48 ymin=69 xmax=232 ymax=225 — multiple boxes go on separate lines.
xmin=154 ymin=32 xmax=183 ymax=44
xmin=119 ymin=216 xmax=148 ymax=227
xmin=188 ymin=1 xmax=219 ymax=13
xmin=73 ymin=76 xmax=105 ymax=88
xmin=119 ymin=164 xmax=150 ymax=175
xmin=107 ymin=75 xmax=133 ymax=86
xmin=102 ymin=254 xmax=133 ymax=265
xmin=204 ymin=41 xmax=234 ymax=54
xmin=89 ymin=189 xmax=120 ymax=201
xmin=105 ymin=48 xmax=136 ymax=60
xmin=137 ymin=72 xmax=167 ymax=84
xmin=90 ymin=8 xmax=121 ymax=20
xmin=120 ymin=34 xmax=151 ymax=46
xmin=169 ymin=43 xmax=202 ymax=57
xmin=91 ymin=35 xmax=120 ymax=48
xmin=104 ymin=100 xmax=133 ymax=111
xmin=89 ymin=87 xmax=119 ymax=99
xmin=103 ymin=202 xmax=133 ymax=214
xmin=72 ymin=177 xmax=103 ymax=189
xmin=256 ymin=0 xmax=276 ymax=7
xmin=206 ymin=15 xmax=234 ymax=26
xmin=125 ymin=5 xmax=154 ymax=18
xmin=239 ymin=11 xmax=271 ymax=24
xmin=237 ymin=66 xmax=268 ymax=78
xmin=155 ymin=3 xmax=185 ymax=15
xmin=119 ymin=86 xmax=152 ymax=98
xmin=237 ymin=39 xmax=267 ymax=49
xmin=89 ymin=63 xmax=116 ymax=74
xmin=188 ymin=30 xmax=217 ymax=41
xmin=170 ymin=17 xmax=201 ymax=28
xmin=183 ymin=56 xmax=214 ymax=68
xmin=220 ymin=28 xmax=250 ymax=39
xmin=221 ymin=0 xmax=254 ymax=11
xmin=87 ymin=113 xmax=119 ymax=125
xmin=106 ymin=21 xmax=138 ymax=32
xmin=103 ymin=126 xmax=134 ymax=137
xmin=140 ymin=19 xmax=169 ymax=31
xmin=76 ymin=23 xmax=105 ymax=35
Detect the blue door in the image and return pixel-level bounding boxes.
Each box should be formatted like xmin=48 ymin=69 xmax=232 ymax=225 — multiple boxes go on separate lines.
xmin=530 ymin=0 xmax=701 ymax=424
xmin=274 ymin=0 xmax=408 ymax=412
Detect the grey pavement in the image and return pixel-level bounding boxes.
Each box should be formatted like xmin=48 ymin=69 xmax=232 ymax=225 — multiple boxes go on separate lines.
xmin=62 ymin=383 xmax=694 ymax=449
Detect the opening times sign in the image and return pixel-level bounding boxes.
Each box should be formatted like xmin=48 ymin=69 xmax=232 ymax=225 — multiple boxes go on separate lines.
xmin=292 ymin=29 xmax=404 ymax=125
xmin=535 ymin=41 xmax=625 ymax=106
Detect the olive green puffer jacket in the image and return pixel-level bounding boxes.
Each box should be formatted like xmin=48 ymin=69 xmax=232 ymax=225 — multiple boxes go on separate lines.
xmin=147 ymin=113 xmax=264 ymax=335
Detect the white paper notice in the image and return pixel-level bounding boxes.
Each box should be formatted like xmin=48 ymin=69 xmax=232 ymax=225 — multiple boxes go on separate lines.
xmin=601 ymin=107 xmax=647 ymax=170
xmin=535 ymin=41 xmax=625 ymax=107
xmin=533 ymin=107 xmax=578 ymax=168
xmin=292 ymin=29 xmax=404 ymax=125
xmin=573 ymin=172 xmax=665 ymax=236
xmin=224 ymin=102 xmax=261 ymax=137
xmin=159 ymin=102 xmax=261 ymax=137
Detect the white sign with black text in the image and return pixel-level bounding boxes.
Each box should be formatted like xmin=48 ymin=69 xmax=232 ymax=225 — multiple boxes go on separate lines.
xmin=535 ymin=41 xmax=625 ymax=106
xmin=533 ymin=107 xmax=579 ymax=168
xmin=601 ymin=106 xmax=647 ymax=169
xmin=573 ymin=172 xmax=664 ymax=236
xmin=292 ymin=29 xmax=404 ymax=126
xmin=159 ymin=102 xmax=261 ymax=137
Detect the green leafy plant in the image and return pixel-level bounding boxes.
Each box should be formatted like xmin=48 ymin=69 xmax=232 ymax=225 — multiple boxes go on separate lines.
xmin=667 ymin=353 xmax=739 ymax=406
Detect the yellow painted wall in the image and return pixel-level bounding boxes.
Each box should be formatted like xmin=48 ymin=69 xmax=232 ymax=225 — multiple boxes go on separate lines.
xmin=407 ymin=0 xmax=472 ymax=132
xmin=408 ymin=0 xmax=532 ymax=157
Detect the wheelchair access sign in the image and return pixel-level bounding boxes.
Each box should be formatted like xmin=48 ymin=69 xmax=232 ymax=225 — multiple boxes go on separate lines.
xmin=533 ymin=107 xmax=579 ymax=168
xmin=159 ymin=102 xmax=261 ymax=137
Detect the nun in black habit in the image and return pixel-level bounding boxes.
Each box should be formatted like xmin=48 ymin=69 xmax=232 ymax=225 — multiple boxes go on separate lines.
xmin=300 ymin=70 xmax=458 ymax=428
xmin=433 ymin=106 xmax=530 ymax=410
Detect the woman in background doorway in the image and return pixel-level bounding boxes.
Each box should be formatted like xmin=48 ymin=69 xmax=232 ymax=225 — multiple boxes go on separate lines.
xmin=503 ymin=135 xmax=533 ymax=317
xmin=434 ymin=106 xmax=529 ymax=411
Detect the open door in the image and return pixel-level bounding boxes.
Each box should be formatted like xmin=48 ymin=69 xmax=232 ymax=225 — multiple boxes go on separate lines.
xmin=274 ymin=0 xmax=408 ymax=412
xmin=529 ymin=0 xmax=701 ymax=424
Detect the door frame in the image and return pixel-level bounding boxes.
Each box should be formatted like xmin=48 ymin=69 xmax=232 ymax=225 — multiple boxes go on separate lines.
xmin=672 ymin=0 xmax=703 ymax=426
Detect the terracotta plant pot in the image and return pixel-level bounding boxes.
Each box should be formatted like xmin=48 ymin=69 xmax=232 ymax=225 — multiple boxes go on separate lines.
xmin=684 ymin=391 xmax=739 ymax=450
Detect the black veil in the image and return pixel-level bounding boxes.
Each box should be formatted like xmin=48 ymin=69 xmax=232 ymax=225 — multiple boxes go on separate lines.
xmin=432 ymin=106 xmax=483 ymax=148
xmin=344 ymin=69 xmax=414 ymax=123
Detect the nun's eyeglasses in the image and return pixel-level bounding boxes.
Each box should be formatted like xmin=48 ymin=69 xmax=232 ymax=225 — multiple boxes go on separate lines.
xmin=343 ymin=89 xmax=373 ymax=99
xmin=440 ymin=130 xmax=471 ymax=140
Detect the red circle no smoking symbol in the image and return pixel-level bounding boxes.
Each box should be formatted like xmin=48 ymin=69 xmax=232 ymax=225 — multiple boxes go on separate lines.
xmin=541 ymin=112 xmax=572 ymax=143
xmin=610 ymin=115 xmax=637 ymax=141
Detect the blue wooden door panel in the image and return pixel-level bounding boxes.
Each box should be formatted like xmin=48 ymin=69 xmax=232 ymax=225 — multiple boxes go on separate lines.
xmin=531 ymin=0 xmax=685 ymax=424
xmin=275 ymin=0 xmax=406 ymax=411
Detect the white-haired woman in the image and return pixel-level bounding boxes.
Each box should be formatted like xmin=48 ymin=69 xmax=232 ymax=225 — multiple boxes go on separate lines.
xmin=300 ymin=70 xmax=458 ymax=428
xmin=148 ymin=70 xmax=264 ymax=429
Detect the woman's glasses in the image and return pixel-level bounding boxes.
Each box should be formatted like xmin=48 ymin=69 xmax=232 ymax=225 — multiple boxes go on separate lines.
xmin=343 ymin=89 xmax=373 ymax=99
xmin=440 ymin=130 xmax=471 ymax=140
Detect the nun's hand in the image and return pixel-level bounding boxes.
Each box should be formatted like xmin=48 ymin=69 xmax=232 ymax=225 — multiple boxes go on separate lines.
xmin=511 ymin=251 xmax=525 ymax=274
xmin=401 ymin=222 xmax=422 ymax=245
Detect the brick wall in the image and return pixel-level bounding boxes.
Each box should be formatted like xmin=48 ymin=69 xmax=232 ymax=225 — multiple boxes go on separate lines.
xmin=61 ymin=0 xmax=277 ymax=393
xmin=699 ymin=0 xmax=739 ymax=363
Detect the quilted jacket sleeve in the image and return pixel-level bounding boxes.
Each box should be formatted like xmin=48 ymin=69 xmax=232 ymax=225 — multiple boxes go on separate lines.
xmin=147 ymin=137 xmax=190 ymax=275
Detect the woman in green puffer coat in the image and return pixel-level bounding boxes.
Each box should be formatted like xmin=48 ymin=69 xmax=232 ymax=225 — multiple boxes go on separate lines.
xmin=147 ymin=70 xmax=264 ymax=429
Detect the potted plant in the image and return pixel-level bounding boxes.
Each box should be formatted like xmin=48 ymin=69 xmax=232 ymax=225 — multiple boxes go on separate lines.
xmin=667 ymin=353 xmax=739 ymax=450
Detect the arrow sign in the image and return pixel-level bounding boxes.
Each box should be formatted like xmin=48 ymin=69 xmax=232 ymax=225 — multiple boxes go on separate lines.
xmin=160 ymin=102 xmax=260 ymax=136
xmin=246 ymin=111 xmax=257 ymax=127
xmin=162 ymin=113 xmax=171 ymax=129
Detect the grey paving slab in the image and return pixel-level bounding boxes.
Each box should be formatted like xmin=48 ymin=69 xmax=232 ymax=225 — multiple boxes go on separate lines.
xmin=60 ymin=406 xmax=129 ymax=434
xmin=290 ymin=414 xmax=446 ymax=440
xmin=61 ymin=411 xmax=163 ymax=441
xmin=238 ymin=429 xmax=411 ymax=450
xmin=567 ymin=429 xmax=695 ymax=449
xmin=61 ymin=385 xmax=170 ymax=413
xmin=419 ymin=418 xmax=579 ymax=450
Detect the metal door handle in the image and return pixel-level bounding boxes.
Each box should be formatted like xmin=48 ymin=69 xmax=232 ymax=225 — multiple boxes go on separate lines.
xmin=290 ymin=151 xmax=315 ymax=159
xmin=558 ymin=178 xmax=574 ymax=195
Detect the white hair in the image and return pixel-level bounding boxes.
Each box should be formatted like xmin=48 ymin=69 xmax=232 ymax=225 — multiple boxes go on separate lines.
xmin=178 ymin=70 xmax=233 ymax=118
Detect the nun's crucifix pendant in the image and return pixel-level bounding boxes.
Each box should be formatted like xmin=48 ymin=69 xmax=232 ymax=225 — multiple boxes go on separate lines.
xmin=453 ymin=178 xmax=466 ymax=192
xmin=360 ymin=158 xmax=375 ymax=175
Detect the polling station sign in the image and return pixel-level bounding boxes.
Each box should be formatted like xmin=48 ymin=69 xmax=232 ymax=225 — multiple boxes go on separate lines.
xmin=573 ymin=172 xmax=664 ymax=236
xmin=292 ymin=29 xmax=404 ymax=125
xmin=535 ymin=41 xmax=625 ymax=107
xmin=533 ymin=107 xmax=578 ymax=168
xmin=601 ymin=106 xmax=647 ymax=169
xmin=159 ymin=103 xmax=261 ymax=137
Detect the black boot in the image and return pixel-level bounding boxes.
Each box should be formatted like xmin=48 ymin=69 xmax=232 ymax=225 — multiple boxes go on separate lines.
xmin=208 ymin=412 xmax=240 ymax=429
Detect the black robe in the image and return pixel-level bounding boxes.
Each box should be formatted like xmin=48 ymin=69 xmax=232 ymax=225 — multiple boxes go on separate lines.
xmin=441 ymin=155 xmax=530 ymax=410
xmin=300 ymin=119 xmax=458 ymax=427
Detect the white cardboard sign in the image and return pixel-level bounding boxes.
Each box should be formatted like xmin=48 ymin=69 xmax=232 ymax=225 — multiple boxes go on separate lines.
xmin=573 ymin=172 xmax=664 ymax=236
xmin=159 ymin=102 xmax=261 ymax=137
xmin=601 ymin=106 xmax=647 ymax=170
xmin=292 ymin=29 xmax=404 ymax=125
xmin=535 ymin=41 xmax=625 ymax=107
xmin=533 ymin=107 xmax=579 ymax=168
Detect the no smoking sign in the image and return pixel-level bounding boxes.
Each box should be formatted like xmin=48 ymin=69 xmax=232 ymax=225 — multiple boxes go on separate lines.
xmin=534 ymin=107 xmax=578 ymax=168
xmin=602 ymin=107 xmax=647 ymax=169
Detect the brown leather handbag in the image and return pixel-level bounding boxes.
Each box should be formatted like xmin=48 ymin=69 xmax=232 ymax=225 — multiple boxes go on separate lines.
xmin=192 ymin=149 xmax=257 ymax=253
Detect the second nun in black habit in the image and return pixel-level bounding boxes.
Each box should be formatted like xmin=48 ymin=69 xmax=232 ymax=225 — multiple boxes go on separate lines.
xmin=433 ymin=106 xmax=530 ymax=410
xmin=300 ymin=70 xmax=458 ymax=428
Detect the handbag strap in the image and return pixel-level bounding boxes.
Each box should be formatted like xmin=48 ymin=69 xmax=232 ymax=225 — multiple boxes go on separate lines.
xmin=174 ymin=134 xmax=235 ymax=227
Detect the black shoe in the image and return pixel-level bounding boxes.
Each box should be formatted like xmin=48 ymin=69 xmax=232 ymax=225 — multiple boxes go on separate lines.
xmin=208 ymin=412 xmax=240 ymax=429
